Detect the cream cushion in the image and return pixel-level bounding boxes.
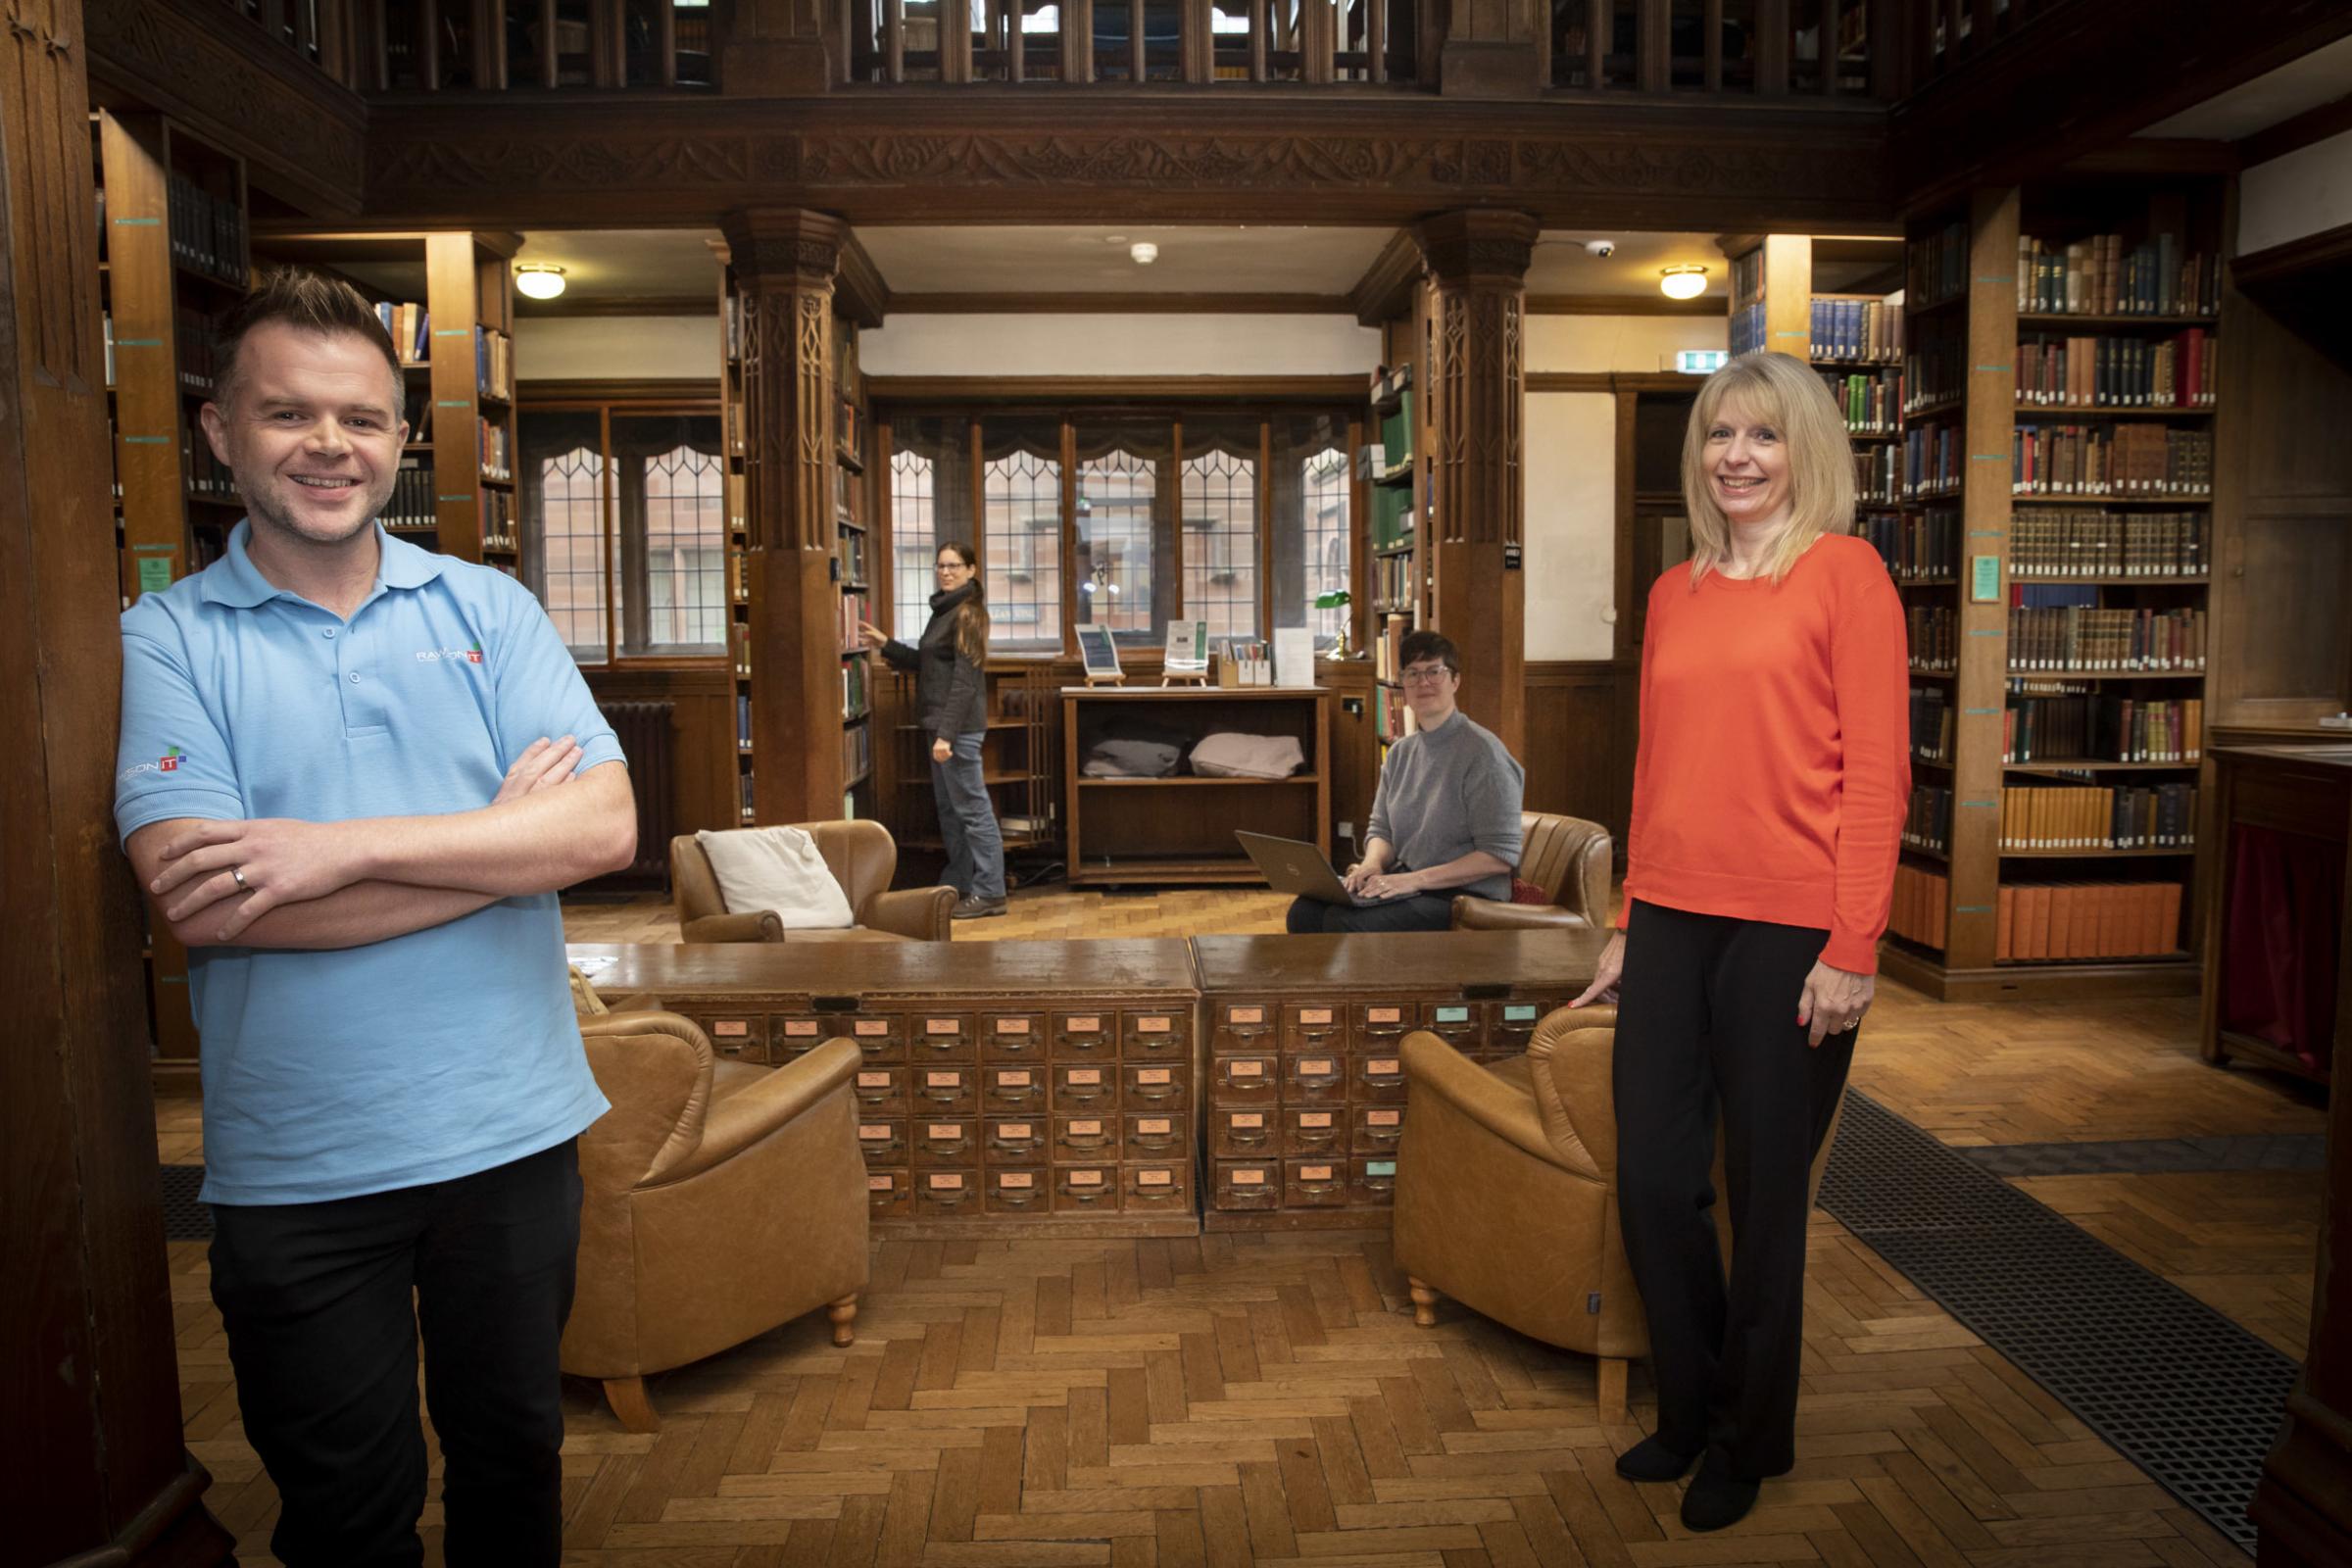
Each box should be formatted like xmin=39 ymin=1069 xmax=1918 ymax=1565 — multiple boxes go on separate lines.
xmin=694 ymin=826 xmax=857 ymax=930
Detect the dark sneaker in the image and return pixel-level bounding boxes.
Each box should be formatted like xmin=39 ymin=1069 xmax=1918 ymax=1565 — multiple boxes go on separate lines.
xmin=952 ymin=896 xmax=1008 ymax=920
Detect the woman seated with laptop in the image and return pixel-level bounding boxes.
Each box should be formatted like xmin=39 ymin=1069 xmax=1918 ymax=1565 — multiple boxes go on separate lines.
xmin=1284 ymin=630 xmax=1525 ymax=933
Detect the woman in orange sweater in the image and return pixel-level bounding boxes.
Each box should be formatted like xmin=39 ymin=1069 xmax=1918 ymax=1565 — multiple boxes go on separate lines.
xmin=1570 ymin=351 xmax=1908 ymax=1531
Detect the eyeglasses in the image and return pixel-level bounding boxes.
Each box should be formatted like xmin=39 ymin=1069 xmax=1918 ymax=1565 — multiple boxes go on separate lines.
xmin=1399 ymin=664 xmax=1453 ymax=686
xmin=935 ymin=562 xmax=968 ymax=573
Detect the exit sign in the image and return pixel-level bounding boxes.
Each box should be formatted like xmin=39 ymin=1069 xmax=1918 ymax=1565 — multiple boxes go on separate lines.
xmin=1676 ymin=350 xmax=1731 ymax=374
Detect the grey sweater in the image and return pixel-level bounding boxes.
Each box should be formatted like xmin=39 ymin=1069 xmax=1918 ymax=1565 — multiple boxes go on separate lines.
xmin=1365 ymin=710 xmax=1525 ymax=902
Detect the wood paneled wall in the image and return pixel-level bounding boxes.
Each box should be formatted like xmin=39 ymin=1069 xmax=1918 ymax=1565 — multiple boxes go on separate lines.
xmin=583 ymin=663 xmax=743 ymax=849
xmin=1523 ymin=661 xmax=1635 ymax=855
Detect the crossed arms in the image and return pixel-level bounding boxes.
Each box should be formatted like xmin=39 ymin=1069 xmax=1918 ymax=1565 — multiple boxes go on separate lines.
xmin=126 ymin=737 xmax=636 ymax=952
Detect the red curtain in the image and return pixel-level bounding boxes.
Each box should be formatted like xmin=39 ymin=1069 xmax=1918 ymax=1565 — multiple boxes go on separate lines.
xmin=2219 ymin=824 xmax=2343 ymax=1073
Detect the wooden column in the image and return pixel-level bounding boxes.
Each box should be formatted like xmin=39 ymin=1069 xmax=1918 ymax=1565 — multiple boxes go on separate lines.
xmin=1761 ymin=232 xmax=1813 ymax=360
xmin=720 ymin=0 xmax=833 ymax=91
xmin=723 ymin=209 xmax=850 ymax=824
xmin=1 ymin=5 xmax=238 ymax=1565
xmin=1419 ymin=210 xmax=1536 ymax=758
xmin=1438 ymin=0 xmax=1541 ymax=95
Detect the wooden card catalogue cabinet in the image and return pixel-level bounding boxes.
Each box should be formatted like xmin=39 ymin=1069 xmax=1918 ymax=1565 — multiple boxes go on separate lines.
xmin=1191 ymin=931 xmax=1608 ymax=1230
xmin=571 ymin=940 xmax=1203 ymax=1238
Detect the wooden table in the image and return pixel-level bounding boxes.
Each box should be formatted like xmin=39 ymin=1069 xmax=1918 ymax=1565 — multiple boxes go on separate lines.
xmin=1190 ymin=930 xmax=1611 ymax=1230
xmin=572 ymin=940 xmax=1203 ymax=1238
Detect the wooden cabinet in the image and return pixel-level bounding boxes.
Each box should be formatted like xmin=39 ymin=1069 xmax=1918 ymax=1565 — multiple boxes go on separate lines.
xmin=1062 ymin=686 xmax=1331 ymax=885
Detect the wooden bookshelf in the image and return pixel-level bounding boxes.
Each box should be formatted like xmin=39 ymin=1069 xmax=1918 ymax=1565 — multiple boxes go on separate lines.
xmin=716 ymin=239 xmax=754 ymax=821
xmin=1365 ymin=298 xmax=1431 ymax=763
xmin=1881 ymin=180 xmax=2224 ymax=1003
xmin=837 ymin=328 xmax=875 ymax=817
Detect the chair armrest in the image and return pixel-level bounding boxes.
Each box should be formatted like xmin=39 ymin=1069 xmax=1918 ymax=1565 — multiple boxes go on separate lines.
xmin=606 ymin=993 xmax=662 ymax=1014
xmin=1401 ymin=1032 xmax=1601 ymax=1181
xmin=648 ymin=1038 xmax=862 ymax=1188
xmin=1450 ymin=897 xmax=1594 ymax=932
xmin=865 ymin=885 xmax=956 ymax=941
xmin=683 ymin=909 xmax=783 ymax=944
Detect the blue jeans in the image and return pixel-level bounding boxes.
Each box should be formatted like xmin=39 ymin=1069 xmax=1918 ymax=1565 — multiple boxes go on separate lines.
xmin=932 ymin=731 xmax=1004 ymax=902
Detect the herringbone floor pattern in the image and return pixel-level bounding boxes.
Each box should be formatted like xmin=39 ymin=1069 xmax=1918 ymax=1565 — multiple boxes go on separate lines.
xmin=155 ymin=888 xmax=2320 ymax=1564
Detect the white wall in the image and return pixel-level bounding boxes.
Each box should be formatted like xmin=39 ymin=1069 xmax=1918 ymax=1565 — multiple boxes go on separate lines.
xmin=2240 ymin=127 xmax=2352 ymax=257
xmin=514 ymin=314 xmax=719 ymax=381
xmin=1521 ymin=313 xmax=1728 ymax=662
xmin=860 ymin=314 xmax=1382 ymax=377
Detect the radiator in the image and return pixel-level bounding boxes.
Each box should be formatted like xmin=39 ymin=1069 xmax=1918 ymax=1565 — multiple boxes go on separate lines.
xmin=599 ymin=699 xmax=675 ymax=887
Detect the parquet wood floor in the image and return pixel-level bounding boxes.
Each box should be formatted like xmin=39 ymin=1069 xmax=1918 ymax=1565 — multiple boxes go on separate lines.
xmin=151 ymin=887 xmax=2322 ymax=1565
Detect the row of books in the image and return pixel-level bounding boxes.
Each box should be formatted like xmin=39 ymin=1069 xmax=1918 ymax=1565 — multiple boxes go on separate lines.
xmin=1370 ymin=483 xmax=1416 ymax=552
xmin=2008 ymin=510 xmax=2207 ymax=578
xmin=1371 ymin=551 xmax=1415 ymax=612
xmin=1997 ymin=879 xmax=2183 ymax=961
xmin=1371 ymin=681 xmax=1415 ymax=744
xmin=839 ymin=524 xmax=868 ymax=587
xmin=1369 ymin=363 xmax=1413 ymax=405
xmin=478 ymin=417 xmax=512 ymax=483
xmin=1855 ymin=446 xmax=1902 ymax=507
xmin=737 ymin=693 xmax=754 ymax=748
xmin=2013 ymin=423 xmax=2212 ymax=497
xmin=723 ymin=296 xmax=743 ymax=364
xmin=1372 ymin=613 xmax=1415 ymax=684
xmin=482 ymin=487 xmax=514 ymax=553
xmin=843 ymin=720 xmax=872 ymax=783
xmin=1909 ymin=685 xmax=1953 ymax=762
xmin=1902 ymin=425 xmax=1961 ymax=498
xmin=1889 ymin=863 xmax=1950 ymax=949
xmin=376 ymin=302 xmax=431 ymax=365
xmin=2016 ymin=330 xmax=2218 ymax=409
xmin=731 ymin=621 xmax=752 ymax=677
xmin=1810 ymin=297 xmax=1902 ymax=364
xmin=1358 ymin=438 xmax=1414 ymax=483
xmin=167 ymin=172 xmax=247 ymax=286
xmin=2006 ymin=603 xmax=2207 ymax=672
xmin=1728 ymin=249 xmax=1766 ymax=358
xmin=838 ymin=590 xmax=871 ymax=655
xmin=1903 ymin=785 xmax=1953 ymax=854
xmin=384 ymin=461 xmax=439 ymax=531
xmin=2004 ymin=693 xmax=2203 ymax=763
xmin=1907 ymin=220 xmax=1969 ymax=311
xmin=187 ymin=433 xmax=236 ymax=501
xmin=476 ymin=327 xmax=514 ymax=401
xmin=1859 ymin=508 xmax=1958 ymax=581
xmin=2017 ymin=231 xmax=2221 ymax=318
xmin=838 ymin=396 xmax=865 ymax=466
xmin=1901 ymin=324 xmax=1963 ymax=413
xmin=1821 ymin=368 xmax=1901 ymax=434
xmin=843 ymin=655 xmax=869 ymax=722
xmin=2000 ymin=784 xmax=2197 ymax=851
xmin=1905 ymin=606 xmax=1956 ymax=672
xmin=727 ymin=549 xmax=751 ymax=604
xmin=174 ymin=309 xmax=220 ymax=396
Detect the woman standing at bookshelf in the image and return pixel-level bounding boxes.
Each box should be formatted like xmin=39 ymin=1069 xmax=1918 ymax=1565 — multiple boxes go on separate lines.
xmin=1569 ymin=352 xmax=1908 ymax=1531
xmin=861 ymin=543 xmax=1005 ymax=920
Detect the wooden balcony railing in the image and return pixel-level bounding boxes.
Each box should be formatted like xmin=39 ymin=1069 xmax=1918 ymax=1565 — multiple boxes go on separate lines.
xmin=202 ymin=0 xmax=366 ymax=88
xmin=1544 ymin=0 xmax=1898 ymax=97
xmin=839 ymin=0 xmax=1424 ymax=86
xmin=361 ymin=0 xmax=718 ymax=91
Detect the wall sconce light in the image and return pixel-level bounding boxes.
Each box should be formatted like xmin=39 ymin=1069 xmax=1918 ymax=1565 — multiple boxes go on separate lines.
xmin=515 ymin=264 xmax=567 ymax=300
xmin=1659 ymin=265 xmax=1709 ymax=301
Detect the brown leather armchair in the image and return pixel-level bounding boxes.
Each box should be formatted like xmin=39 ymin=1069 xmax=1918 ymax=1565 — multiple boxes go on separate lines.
xmin=563 ymin=1019 xmax=870 ymax=1431
xmin=1392 ymin=1010 xmax=1841 ymax=1422
xmin=1451 ymin=811 xmax=1613 ymax=932
xmin=670 ymin=821 xmax=955 ymax=943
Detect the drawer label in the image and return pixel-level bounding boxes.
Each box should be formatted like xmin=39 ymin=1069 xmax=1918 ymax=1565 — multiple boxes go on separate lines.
xmin=1300 ymin=1164 xmax=1334 ymax=1181
xmin=1367 ymin=1058 xmax=1400 ymax=1076
xmin=1138 ymin=1117 xmax=1172 ymax=1135
xmin=858 ymin=1071 xmax=891 ymax=1088
xmin=927 ymin=1018 xmax=960 ymax=1035
xmin=1137 ymin=1169 xmax=1173 ymax=1188
xmin=785 ymin=1019 xmax=819 ymax=1037
xmin=928 ymin=1123 xmax=962 ymax=1140
xmin=1300 ymin=1007 xmax=1334 ymax=1025
xmin=859 ymin=1124 xmax=892 ymax=1140
xmin=1367 ymin=1109 xmax=1401 ymax=1127
xmin=997 ymin=1070 xmax=1033 ymax=1087
xmin=1068 ymin=1169 xmax=1103 ymax=1187
xmin=1068 ymin=1119 xmax=1103 ymax=1136
xmin=1229 ymin=1112 xmax=1264 ymax=1129
xmin=997 ymin=1016 xmax=1033 ymax=1034
xmin=1231 ymin=1168 xmax=1266 ymax=1186
xmin=1230 ymin=1060 xmax=1265 ymax=1078
xmin=1367 ymin=1159 xmax=1397 ymax=1177
xmin=1368 ymin=1006 xmax=1402 ymax=1024
xmin=1064 ymin=1015 xmax=1102 ymax=1033
xmin=1435 ymin=1005 xmax=1471 ymax=1024
xmin=711 ymin=1020 xmax=749 ymax=1037
xmin=1503 ymin=1004 xmax=1540 ymax=1022
xmin=999 ymin=1171 xmax=1034 ymax=1189
xmin=929 ymin=1173 xmax=964 ymax=1191
xmin=998 ymin=1122 xmax=1034 ymax=1139
xmin=1135 ymin=1068 xmax=1172 ymax=1086
xmin=927 ymin=1071 xmax=963 ymax=1088
xmin=1136 ymin=1016 xmax=1172 ymax=1033
xmin=1229 ymin=1005 xmax=1264 ymax=1025
xmin=855 ymin=1018 xmax=891 ymax=1037
xmin=868 ymin=1174 xmax=895 ymax=1192
xmin=1299 ymin=1111 xmax=1334 ymax=1129
xmin=1066 ymin=1068 xmax=1102 ymax=1085
xmin=1299 ymin=1058 xmax=1334 ymax=1076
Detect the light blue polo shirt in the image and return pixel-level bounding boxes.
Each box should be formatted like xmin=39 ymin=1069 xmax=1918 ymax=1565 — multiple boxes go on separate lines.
xmin=115 ymin=520 xmax=616 ymax=1205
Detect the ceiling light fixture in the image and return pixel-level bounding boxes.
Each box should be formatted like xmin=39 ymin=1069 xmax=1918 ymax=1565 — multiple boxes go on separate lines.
xmin=1658 ymin=265 xmax=1709 ymax=301
xmin=515 ymin=264 xmax=567 ymax=301
xmin=1129 ymin=242 xmax=1158 ymax=266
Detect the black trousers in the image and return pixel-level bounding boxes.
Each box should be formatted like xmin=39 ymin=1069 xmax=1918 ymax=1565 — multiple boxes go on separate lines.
xmin=1285 ymin=892 xmax=1454 ymax=933
xmin=1612 ymin=901 xmax=1855 ymax=1479
xmin=208 ymin=1139 xmax=583 ymax=1568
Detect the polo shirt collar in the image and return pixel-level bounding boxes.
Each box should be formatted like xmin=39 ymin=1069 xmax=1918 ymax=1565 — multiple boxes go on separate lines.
xmin=202 ymin=518 xmax=448 ymax=610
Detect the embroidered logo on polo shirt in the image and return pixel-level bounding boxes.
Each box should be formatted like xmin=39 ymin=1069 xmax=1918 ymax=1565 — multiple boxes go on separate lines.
xmin=415 ymin=642 xmax=485 ymax=666
xmin=120 ymin=744 xmax=190 ymax=782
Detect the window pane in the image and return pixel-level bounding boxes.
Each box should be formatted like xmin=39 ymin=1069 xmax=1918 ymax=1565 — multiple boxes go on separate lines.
xmin=521 ymin=410 xmax=608 ymax=661
xmin=612 ymin=414 xmax=726 ymax=657
xmin=890 ymin=416 xmax=975 ymax=637
xmin=1272 ymin=413 xmax=1352 ymax=651
xmin=1180 ymin=417 xmax=1260 ymax=641
xmin=1073 ymin=420 xmax=1172 ymax=647
xmin=980 ymin=416 xmax=1064 ymax=655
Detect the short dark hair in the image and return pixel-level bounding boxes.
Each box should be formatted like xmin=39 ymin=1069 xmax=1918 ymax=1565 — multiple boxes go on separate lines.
xmin=1397 ymin=630 xmax=1460 ymax=676
xmin=216 ymin=267 xmax=405 ymax=419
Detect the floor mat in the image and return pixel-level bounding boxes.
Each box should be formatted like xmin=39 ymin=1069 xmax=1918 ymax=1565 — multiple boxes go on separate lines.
xmin=1818 ymin=1090 xmax=2296 ymax=1554
xmin=159 ymin=1163 xmax=212 ymax=1242
xmin=1960 ymin=1134 xmax=2326 ymax=1178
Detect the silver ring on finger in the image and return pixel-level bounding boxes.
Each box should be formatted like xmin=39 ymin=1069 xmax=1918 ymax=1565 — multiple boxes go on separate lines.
xmin=231 ymin=866 xmax=250 ymax=892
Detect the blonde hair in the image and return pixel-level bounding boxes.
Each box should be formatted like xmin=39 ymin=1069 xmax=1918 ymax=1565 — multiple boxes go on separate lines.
xmin=1679 ymin=351 xmax=1855 ymax=585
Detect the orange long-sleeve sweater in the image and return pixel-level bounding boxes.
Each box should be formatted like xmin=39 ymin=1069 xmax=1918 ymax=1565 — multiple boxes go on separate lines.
xmin=1615 ymin=532 xmax=1911 ymax=973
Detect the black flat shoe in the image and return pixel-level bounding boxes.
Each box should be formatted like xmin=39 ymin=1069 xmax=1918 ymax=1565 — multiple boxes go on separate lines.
xmin=1614 ymin=1434 xmax=1701 ymax=1482
xmin=1679 ymin=1449 xmax=1760 ymax=1532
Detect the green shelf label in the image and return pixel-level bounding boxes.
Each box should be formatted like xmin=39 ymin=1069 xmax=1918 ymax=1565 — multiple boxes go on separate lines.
xmin=136 ymin=557 xmax=173 ymax=594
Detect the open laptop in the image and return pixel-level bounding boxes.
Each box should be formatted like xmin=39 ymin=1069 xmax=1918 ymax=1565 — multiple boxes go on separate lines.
xmin=1236 ymin=831 xmax=1410 ymax=907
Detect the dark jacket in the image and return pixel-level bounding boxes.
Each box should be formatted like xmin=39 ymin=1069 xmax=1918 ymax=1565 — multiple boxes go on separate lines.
xmin=881 ymin=583 xmax=988 ymax=743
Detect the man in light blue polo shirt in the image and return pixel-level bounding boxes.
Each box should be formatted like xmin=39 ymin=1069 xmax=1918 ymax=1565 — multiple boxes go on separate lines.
xmin=116 ymin=269 xmax=635 ymax=1568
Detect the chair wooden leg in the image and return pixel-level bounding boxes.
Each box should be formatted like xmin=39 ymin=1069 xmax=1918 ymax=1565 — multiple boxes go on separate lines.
xmin=604 ymin=1376 xmax=660 ymax=1433
xmin=828 ymin=1293 xmax=859 ymax=1347
xmin=1406 ymin=1276 xmax=1440 ymax=1328
xmin=1596 ymin=1356 xmax=1629 ymax=1424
